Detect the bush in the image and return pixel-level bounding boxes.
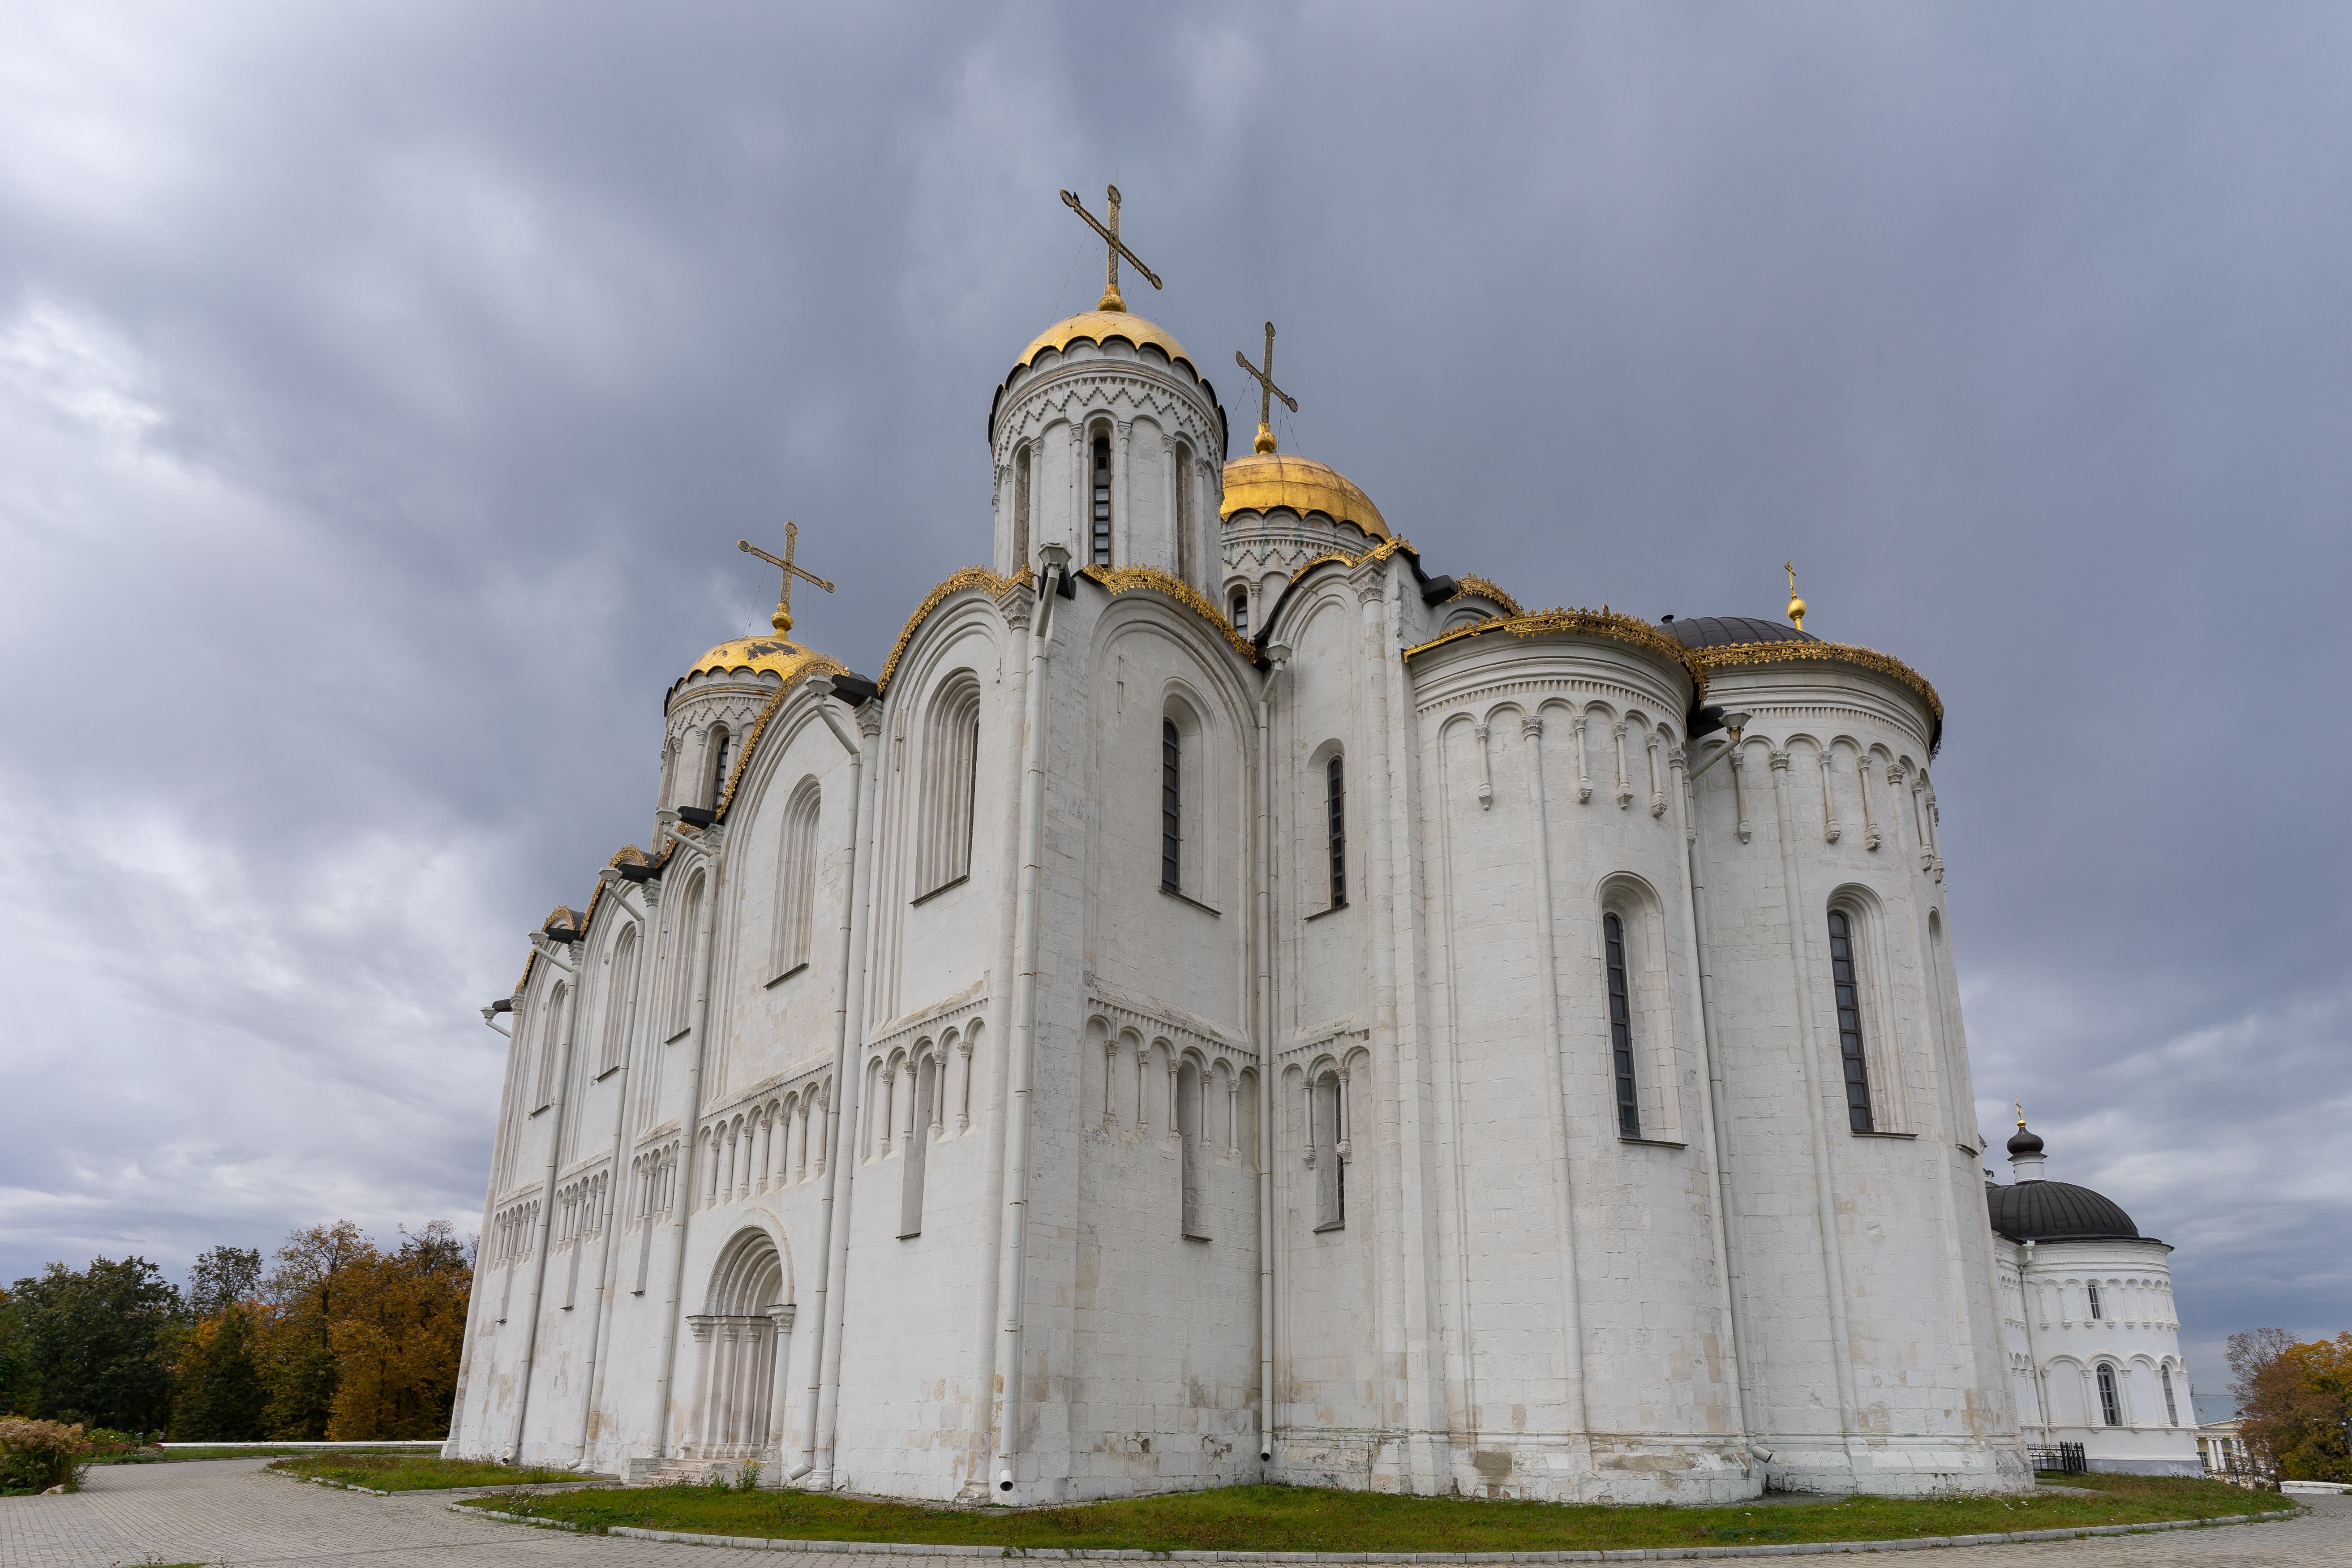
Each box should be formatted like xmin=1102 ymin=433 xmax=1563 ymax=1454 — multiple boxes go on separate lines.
xmin=0 ymin=1418 xmax=89 ymax=1493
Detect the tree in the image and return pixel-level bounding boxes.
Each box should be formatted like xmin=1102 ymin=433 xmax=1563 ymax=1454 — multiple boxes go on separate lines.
xmin=186 ymin=1247 xmax=262 ymax=1319
xmin=0 ymin=1287 xmax=31 ymax=1416
xmin=7 ymin=1258 xmax=181 ymax=1431
xmin=2230 ymin=1326 xmax=2352 ymax=1482
xmin=258 ymin=1222 xmax=373 ymax=1441
xmin=326 ymin=1222 xmax=472 ymax=1439
xmin=171 ymin=1300 xmax=269 ymax=1441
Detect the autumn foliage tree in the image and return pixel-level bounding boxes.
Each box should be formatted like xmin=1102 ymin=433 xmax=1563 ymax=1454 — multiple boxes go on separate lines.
xmin=2229 ymin=1326 xmax=2352 ymax=1482
xmin=325 ymin=1221 xmax=471 ymax=1439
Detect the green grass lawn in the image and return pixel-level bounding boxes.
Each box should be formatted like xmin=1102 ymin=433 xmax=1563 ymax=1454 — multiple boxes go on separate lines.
xmin=94 ymin=1444 xmax=438 ymax=1465
xmin=462 ymin=1473 xmax=2294 ymax=1552
xmin=270 ymin=1453 xmax=581 ymax=1492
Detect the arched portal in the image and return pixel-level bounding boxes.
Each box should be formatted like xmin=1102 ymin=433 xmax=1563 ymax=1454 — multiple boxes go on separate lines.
xmin=687 ymin=1228 xmax=794 ymax=1460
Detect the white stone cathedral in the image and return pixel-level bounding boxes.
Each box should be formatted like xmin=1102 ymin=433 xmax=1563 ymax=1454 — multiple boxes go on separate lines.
xmin=447 ymin=224 xmax=2041 ymax=1503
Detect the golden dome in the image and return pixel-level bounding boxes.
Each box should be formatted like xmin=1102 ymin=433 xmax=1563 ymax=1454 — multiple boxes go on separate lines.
xmin=1219 ymin=451 xmax=1390 ymax=540
xmin=1015 ymin=311 xmax=1195 ymax=375
xmin=673 ymin=633 xmax=845 ymax=701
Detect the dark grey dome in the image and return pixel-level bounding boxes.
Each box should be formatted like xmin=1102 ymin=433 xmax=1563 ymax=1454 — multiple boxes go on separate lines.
xmin=1986 ymin=1181 xmax=2140 ymax=1243
xmin=2007 ymin=1124 xmax=2045 ymax=1156
xmin=1661 ymin=616 xmax=1821 ymax=648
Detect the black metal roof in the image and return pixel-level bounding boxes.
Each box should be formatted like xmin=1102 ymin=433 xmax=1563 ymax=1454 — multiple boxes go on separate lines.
xmin=1985 ymin=1181 xmax=2142 ymax=1243
xmin=1661 ymin=616 xmax=1821 ymax=648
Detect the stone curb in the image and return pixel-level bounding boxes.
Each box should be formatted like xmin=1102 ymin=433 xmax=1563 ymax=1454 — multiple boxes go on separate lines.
xmin=258 ymin=1467 xmax=609 ymax=1499
xmin=454 ymin=1504 xmax=2304 ymax=1560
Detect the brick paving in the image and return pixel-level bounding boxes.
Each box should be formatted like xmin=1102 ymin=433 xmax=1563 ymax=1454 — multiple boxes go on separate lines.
xmin=0 ymin=1459 xmax=2343 ymax=1568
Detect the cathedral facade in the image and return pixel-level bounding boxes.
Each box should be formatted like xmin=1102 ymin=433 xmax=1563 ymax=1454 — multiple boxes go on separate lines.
xmin=446 ymin=273 xmax=2031 ymax=1503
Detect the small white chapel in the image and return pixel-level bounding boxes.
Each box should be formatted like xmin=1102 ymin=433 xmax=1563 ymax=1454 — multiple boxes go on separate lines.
xmin=447 ymin=189 xmax=2043 ymax=1504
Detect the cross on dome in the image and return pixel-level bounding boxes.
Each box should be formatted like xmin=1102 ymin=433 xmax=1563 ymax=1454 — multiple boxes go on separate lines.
xmin=1785 ymin=561 xmax=1807 ymax=631
xmin=1060 ymin=185 xmax=1162 ymax=314
xmin=738 ymin=522 xmax=834 ymax=636
xmin=1235 ymin=321 xmax=1298 ymax=455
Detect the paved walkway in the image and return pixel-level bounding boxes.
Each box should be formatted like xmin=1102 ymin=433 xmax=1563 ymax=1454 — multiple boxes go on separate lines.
xmin=1 ymin=1459 xmax=2343 ymax=1568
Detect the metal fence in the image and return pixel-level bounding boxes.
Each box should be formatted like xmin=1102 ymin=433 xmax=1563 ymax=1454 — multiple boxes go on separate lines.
xmin=2029 ymin=1442 xmax=2087 ymax=1474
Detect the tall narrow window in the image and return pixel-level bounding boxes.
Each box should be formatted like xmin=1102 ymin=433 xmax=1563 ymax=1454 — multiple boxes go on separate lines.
xmin=1604 ymin=912 xmax=1640 ymax=1137
xmin=916 ymin=678 xmax=981 ymax=896
xmin=1230 ymin=588 xmax=1249 ymax=636
xmin=1312 ymin=1072 xmax=1345 ymax=1232
xmin=1175 ymin=443 xmax=1194 ymax=582
xmin=707 ymin=726 xmax=732 ymax=809
xmin=1161 ymin=718 xmax=1181 ymax=892
xmin=1826 ymin=909 xmax=1874 ymax=1132
xmin=1326 ymin=755 xmax=1348 ymax=908
xmin=1013 ymin=445 xmax=1032 ymax=566
xmin=2087 ymin=1280 xmax=2103 ymax=1320
xmin=776 ymin=779 xmax=822 ymax=976
xmin=2162 ymin=1364 xmax=2180 ymax=1426
xmin=1091 ymin=433 xmax=1113 ymax=566
xmin=2097 ymin=1362 xmax=2121 ymax=1426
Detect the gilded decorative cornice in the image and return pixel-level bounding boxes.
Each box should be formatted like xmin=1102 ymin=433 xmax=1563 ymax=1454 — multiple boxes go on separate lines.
xmin=519 ymin=842 xmax=657 ymax=997
xmin=1077 ymin=564 xmax=1256 ymax=662
xmin=1450 ymin=575 xmax=1524 ymax=616
xmin=1684 ymin=639 xmax=1944 ymax=744
xmin=716 ymin=655 xmax=848 ymax=818
xmin=1404 ymin=606 xmax=1703 ymax=690
xmin=876 ymin=564 xmax=1034 ymax=695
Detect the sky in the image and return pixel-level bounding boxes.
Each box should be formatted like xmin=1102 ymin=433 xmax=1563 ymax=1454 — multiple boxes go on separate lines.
xmin=1 ymin=3 xmax=2344 ymax=1419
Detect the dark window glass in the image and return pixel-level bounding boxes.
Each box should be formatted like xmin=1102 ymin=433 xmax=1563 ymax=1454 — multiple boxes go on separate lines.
xmin=1161 ymin=718 xmax=1181 ymax=892
xmin=709 ymin=728 xmax=731 ymax=808
xmin=2088 ymin=1280 xmax=2103 ymax=1320
xmin=1092 ymin=435 xmax=1112 ymax=566
xmin=1013 ymin=446 xmax=1031 ymax=563
xmin=2097 ymin=1363 xmax=2120 ymax=1426
xmin=1826 ymin=909 xmax=1874 ymax=1132
xmin=1326 ymin=755 xmax=1347 ymax=908
xmin=2162 ymin=1365 xmax=2179 ymax=1426
xmin=1231 ymin=589 xmax=1249 ymax=635
xmin=1605 ymin=912 xmax=1640 ymax=1137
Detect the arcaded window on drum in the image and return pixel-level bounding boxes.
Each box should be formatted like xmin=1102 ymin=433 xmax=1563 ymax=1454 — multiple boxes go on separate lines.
xmin=705 ymin=725 xmax=733 ymax=810
xmin=1230 ymin=588 xmax=1249 ymax=635
xmin=1174 ymin=442 xmax=1194 ymax=581
xmin=915 ymin=677 xmax=981 ymax=898
xmin=1826 ymin=908 xmax=1875 ymax=1133
xmin=1603 ymin=912 xmax=1641 ymax=1138
xmin=2162 ymin=1363 xmax=2180 ymax=1426
xmin=1326 ymin=754 xmax=1347 ymax=909
xmin=1013 ymin=444 xmax=1032 ymax=565
xmin=1161 ymin=718 xmax=1182 ymax=892
xmin=2096 ymin=1362 xmax=2121 ymax=1426
xmin=2087 ymin=1280 xmax=2103 ymax=1319
xmin=1091 ymin=431 xmax=1113 ymax=566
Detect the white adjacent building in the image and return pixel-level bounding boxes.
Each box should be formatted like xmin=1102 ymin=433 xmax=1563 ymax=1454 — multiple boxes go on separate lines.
xmin=1991 ymin=1121 xmax=2200 ymax=1475
xmin=447 ymin=284 xmax=2041 ymax=1504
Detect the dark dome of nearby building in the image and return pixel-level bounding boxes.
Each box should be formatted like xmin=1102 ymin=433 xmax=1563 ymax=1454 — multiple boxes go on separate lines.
xmin=1661 ymin=616 xmax=1821 ymax=648
xmin=2007 ymin=1123 xmax=2045 ymax=1156
xmin=1986 ymin=1181 xmax=2140 ymax=1243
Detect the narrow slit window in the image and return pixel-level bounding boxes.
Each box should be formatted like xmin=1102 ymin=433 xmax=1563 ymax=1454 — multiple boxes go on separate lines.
xmin=707 ymin=726 xmax=732 ymax=809
xmin=1091 ymin=433 xmax=1113 ymax=567
xmin=1161 ymin=718 xmax=1181 ymax=892
xmin=1326 ymin=755 xmax=1347 ymax=908
xmin=1826 ymin=909 xmax=1874 ymax=1132
xmin=1604 ymin=912 xmax=1640 ymax=1137
xmin=2087 ymin=1280 xmax=2103 ymax=1320
xmin=1230 ymin=589 xmax=1249 ymax=636
xmin=1013 ymin=445 xmax=1031 ymax=565
xmin=2097 ymin=1363 xmax=2121 ymax=1426
xmin=1175 ymin=444 xmax=1193 ymax=581
xmin=2161 ymin=1364 xmax=2179 ymax=1426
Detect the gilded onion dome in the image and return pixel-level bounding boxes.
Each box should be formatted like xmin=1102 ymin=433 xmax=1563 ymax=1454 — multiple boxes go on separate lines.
xmin=667 ymin=632 xmax=846 ymax=709
xmin=1220 ymin=450 xmax=1391 ymax=540
xmin=1014 ymin=310 xmax=1197 ymax=377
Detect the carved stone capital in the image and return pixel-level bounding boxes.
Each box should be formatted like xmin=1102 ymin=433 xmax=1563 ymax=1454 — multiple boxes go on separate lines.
xmin=1769 ymin=749 xmax=1792 ymax=771
xmin=1521 ymin=718 xmax=1544 ymax=739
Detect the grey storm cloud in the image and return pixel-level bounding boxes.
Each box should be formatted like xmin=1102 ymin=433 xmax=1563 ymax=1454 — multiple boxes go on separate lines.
xmin=1 ymin=2 xmax=2344 ymax=1414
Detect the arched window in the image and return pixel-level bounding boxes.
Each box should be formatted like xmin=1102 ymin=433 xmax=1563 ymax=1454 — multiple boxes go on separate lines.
xmin=775 ymin=778 xmax=822 ymax=977
xmin=2087 ymin=1280 xmax=2103 ymax=1319
xmin=1826 ymin=909 xmax=1875 ymax=1132
xmin=1013 ymin=444 xmax=1032 ymax=566
xmin=2162 ymin=1363 xmax=2180 ymax=1426
xmin=601 ymin=927 xmax=639 ymax=1074
xmin=1091 ymin=431 xmax=1113 ymax=566
xmin=1312 ymin=1070 xmax=1345 ymax=1232
xmin=2096 ymin=1362 xmax=2121 ymax=1426
xmin=668 ymin=874 xmax=704 ymax=1039
xmin=706 ymin=726 xmax=732 ymax=810
xmin=1174 ymin=442 xmax=1194 ymax=582
xmin=1326 ymin=754 xmax=1348 ymax=909
xmin=1603 ymin=912 xmax=1640 ymax=1137
xmin=916 ymin=678 xmax=981 ymax=897
xmin=1162 ymin=718 xmax=1182 ymax=892
xmin=1230 ymin=588 xmax=1249 ymax=636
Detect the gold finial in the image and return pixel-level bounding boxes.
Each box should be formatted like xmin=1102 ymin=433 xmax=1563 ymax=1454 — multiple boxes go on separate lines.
xmin=738 ymin=523 xmax=834 ymax=636
xmin=1060 ymin=185 xmax=1163 ymax=314
xmin=1785 ymin=561 xmax=1807 ymax=631
xmin=2016 ymin=1099 xmax=2027 ymax=1130
xmin=1235 ymin=321 xmax=1297 ymax=454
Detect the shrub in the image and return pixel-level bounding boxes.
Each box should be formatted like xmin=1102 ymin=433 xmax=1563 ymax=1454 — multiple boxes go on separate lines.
xmin=0 ymin=1418 xmax=89 ymax=1493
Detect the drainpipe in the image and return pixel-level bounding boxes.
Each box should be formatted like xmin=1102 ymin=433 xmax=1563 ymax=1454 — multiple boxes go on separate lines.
xmin=993 ymin=542 xmax=1068 ymax=1496
xmin=652 ymin=815 xmax=725 ymax=1457
xmin=575 ymin=872 xmax=657 ymax=1467
xmin=1253 ymin=642 xmax=1291 ymax=1465
xmin=787 ymin=679 xmax=872 ymax=1486
xmin=506 ymin=937 xmax=580 ymax=1463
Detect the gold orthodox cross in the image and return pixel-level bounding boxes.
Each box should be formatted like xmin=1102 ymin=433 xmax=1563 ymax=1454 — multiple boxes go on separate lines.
xmin=1235 ymin=321 xmax=1297 ymax=455
xmin=1061 ymin=184 xmax=1162 ymax=313
xmin=738 ymin=522 xmax=833 ymax=636
xmin=1784 ymin=561 xmax=1807 ymax=631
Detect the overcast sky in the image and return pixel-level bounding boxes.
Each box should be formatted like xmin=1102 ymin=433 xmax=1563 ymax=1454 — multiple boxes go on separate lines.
xmin=2 ymin=3 xmax=2344 ymax=1417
